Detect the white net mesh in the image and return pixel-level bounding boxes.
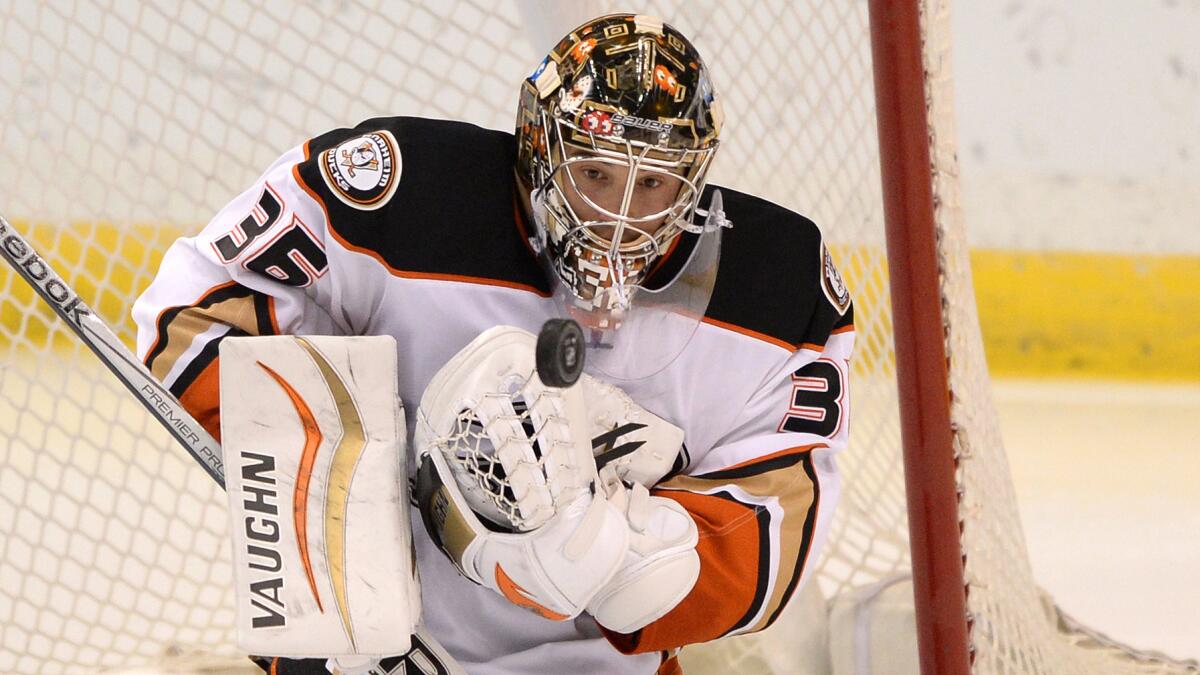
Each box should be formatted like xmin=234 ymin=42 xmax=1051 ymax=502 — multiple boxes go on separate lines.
xmin=0 ymin=1 xmax=1195 ymax=673
xmin=435 ymin=377 xmax=578 ymax=533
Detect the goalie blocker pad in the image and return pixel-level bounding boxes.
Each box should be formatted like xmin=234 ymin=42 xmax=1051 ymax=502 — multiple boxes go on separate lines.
xmin=220 ymin=335 xmax=419 ymax=658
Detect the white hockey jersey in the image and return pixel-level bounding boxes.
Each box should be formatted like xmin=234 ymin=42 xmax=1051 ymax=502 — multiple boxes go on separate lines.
xmin=132 ymin=117 xmax=855 ymax=675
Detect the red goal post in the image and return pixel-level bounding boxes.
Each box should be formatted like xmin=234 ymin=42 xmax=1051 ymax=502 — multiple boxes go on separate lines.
xmin=870 ymin=1 xmax=971 ymax=672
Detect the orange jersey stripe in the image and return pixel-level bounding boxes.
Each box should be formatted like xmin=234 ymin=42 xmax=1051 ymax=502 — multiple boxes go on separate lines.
xmin=602 ymin=489 xmax=763 ymax=653
xmin=657 ymin=654 xmax=683 ymax=675
xmin=717 ymin=443 xmax=824 ymax=474
xmin=265 ymin=294 xmax=281 ymax=335
xmin=700 ymin=316 xmax=795 ymax=352
xmin=178 ymin=357 xmax=221 ymax=442
xmin=701 ymin=317 xmax=855 ymax=353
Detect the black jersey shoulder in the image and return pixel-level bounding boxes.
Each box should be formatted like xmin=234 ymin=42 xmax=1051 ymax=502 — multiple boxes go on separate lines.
xmin=700 ymin=185 xmax=854 ymax=349
xmin=295 ymin=116 xmax=548 ymax=293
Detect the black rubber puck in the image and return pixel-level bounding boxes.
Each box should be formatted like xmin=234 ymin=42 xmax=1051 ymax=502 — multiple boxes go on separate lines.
xmin=536 ymin=318 xmax=585 ymax=387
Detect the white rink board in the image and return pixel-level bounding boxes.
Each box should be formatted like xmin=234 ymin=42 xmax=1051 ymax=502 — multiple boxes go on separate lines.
xmin=952 ymin=0 xmax=1200 ymax=254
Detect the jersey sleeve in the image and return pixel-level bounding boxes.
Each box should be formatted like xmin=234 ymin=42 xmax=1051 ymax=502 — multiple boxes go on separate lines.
xmin=132 ymin=144 xmax=356 ymax=441
xmin=602 ymin=246 xmax=855 ymax=654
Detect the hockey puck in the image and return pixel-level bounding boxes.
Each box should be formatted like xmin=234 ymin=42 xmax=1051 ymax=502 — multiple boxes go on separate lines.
xmin=536 ymin=318 xmax=585 ymax=387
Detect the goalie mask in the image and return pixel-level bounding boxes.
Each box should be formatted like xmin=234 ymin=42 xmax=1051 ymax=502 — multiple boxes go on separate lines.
xmin=516 ymin=14 xmax=731 ymax=380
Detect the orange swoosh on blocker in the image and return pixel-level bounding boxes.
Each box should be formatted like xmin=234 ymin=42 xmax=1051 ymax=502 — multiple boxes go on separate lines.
xmin=495 ymin=564 xmax=569 ymax=621
xmin=256 ymin=360 xmax=325 ymax=613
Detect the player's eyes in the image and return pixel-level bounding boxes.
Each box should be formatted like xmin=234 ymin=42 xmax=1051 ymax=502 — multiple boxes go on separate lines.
xmin=638 ymin=176 xmax=664 ymax=189
xmin=579 ymin=167 xmax=607 ymax=181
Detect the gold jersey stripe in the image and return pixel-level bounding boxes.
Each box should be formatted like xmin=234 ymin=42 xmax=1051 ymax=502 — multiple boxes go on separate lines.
xmin=148 ymin=291 xmax=262 ymax=382
xmin=659 ymin=449 xmax=818 ymax=634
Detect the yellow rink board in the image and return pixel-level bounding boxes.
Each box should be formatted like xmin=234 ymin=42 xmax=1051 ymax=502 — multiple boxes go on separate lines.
xmin=1 ymin=221 xmax=184 ymax=352
xmin=971 ymin=250 xmax=1200 ymax=382
xmin=2 ymin=222 xmax=1198 ymax=382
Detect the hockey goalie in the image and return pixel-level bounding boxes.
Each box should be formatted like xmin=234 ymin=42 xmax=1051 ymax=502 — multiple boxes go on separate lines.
xmin=133 ymin=13 xmax=854 ymax=675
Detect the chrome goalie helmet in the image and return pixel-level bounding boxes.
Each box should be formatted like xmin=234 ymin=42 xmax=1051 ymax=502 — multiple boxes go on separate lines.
xmin=516 ymin=13 xmax=728 ymax=362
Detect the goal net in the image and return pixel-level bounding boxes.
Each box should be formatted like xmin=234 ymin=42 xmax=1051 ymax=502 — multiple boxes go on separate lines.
xmin=0 ymin=1 xmax=1193 ymax=674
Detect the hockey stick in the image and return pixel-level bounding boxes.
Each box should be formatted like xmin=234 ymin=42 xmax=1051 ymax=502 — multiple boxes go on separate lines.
xmin=0 ymin=214 xmax=463 ymax=675
xmin=0 ymin=215 xmax=225 ymax=486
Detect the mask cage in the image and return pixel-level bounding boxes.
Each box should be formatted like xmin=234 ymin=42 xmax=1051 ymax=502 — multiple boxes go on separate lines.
xmin=529 ymin=108 xmax=718 ymax=314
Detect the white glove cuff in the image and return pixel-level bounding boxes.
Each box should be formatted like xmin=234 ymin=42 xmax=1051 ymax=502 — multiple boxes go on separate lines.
xmin=465 ymin=490 xmax=630 ymax=621
xmin=587 ymin=487 xmax=700 ymax=634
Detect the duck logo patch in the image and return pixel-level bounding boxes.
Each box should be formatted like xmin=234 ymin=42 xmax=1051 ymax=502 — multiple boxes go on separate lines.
xmin=821 ymin=243 xmax=851 ymax=315
xmin=320 ymin=130 xmax=400 ymax=210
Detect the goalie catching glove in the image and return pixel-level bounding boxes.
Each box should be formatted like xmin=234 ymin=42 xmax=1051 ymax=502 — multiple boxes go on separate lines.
xmin=414 ymin=326 xmax=699 ymax=632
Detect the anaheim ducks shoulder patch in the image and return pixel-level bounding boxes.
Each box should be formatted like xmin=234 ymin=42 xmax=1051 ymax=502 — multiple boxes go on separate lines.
xmin=820 ymin=242 xmax=851 ymax=315
xmin=319 ymin=129 xmax=401 ymax=210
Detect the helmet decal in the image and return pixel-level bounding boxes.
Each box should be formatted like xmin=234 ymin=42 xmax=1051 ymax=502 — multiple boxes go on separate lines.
xmin=559 ymin=74 xmax=594 ymax=114
xmin=568 ymin=38 xmax=597 ymax=64
xmin=579 ymin=109 xmax=615 ymax=136
xmin=653 ymin=64 xmax=681 ymax=97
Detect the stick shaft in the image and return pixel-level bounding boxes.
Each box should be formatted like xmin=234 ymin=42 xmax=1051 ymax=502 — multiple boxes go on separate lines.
xmin=0 ymin=215 xmax=225 ymax=486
